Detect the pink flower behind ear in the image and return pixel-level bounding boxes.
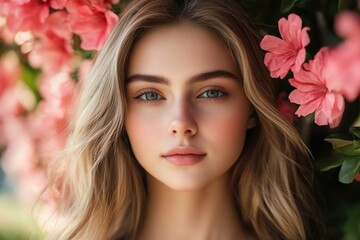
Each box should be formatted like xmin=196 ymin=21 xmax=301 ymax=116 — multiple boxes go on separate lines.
xmin=288 ymin=48 xmax=345 ymax=128
xmin=66 ymin=0 xmax=118 ymax=50
xmin=326 ymin=11 xmax=360 ymax=101
xmin=260 ymin=14 xmax=310 ymax=79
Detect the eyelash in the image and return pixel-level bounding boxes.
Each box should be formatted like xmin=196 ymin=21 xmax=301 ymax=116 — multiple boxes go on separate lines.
xmin=134 ymin=87 xmax=227 ymax=103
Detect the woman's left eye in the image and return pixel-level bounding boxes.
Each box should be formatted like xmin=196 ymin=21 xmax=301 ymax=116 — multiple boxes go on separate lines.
xmin=198 ymin=89 xmax=226 ymax=99
xmin=137 ymin=91 xmax=163 ymax=101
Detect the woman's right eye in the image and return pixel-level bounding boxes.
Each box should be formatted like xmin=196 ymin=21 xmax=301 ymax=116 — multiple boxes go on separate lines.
xmin=135 ymin=91 xmax=164 ymax=101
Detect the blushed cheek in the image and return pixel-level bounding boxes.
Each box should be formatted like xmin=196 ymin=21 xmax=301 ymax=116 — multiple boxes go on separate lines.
xmin=209 ymin=111 xmax=249 ymax=154
xmin=125 ymin=111 xmax=162 ymax=157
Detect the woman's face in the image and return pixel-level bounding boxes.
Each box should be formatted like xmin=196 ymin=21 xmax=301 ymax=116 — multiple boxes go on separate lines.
xmin=125 ymin=23 xmax=255 ymax=191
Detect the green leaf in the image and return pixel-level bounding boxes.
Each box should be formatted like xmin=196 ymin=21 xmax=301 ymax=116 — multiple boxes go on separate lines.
xmin=281 ymin=0 xmax=299 ymax=12
xmin=336 ymin=142 xmax=360 ymax=156
xmin=343 ymin=204 xmax=360 ymax=240
xmin=338 ymin=156 xmax=360 ymax=184
xmin=318 ymin=156 xmax=345 ymax=171
xmin=326 ymin=132 xmax=353 ymax=141
xmin=354 ymin=140 xmax=360 ymax=149
xmin=325 ymin=137 xmax=353 ymax=150
xmin=350 ymin=126 xmax=360 ymax=139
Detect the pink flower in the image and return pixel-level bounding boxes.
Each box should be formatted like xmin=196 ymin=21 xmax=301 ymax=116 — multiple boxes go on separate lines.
xmin=0 ymin=52 xmax=20 ymax=95
xmin=33 ymin=72 xmax=77 ymax=161
xmin=4 ymin=0 xmax=67 ymax=33
xmin=0 ymin=24 xmax=17 ymax=44
xmin=43 ymin=11 xmax=72 ymax=40
xmin=326 ymin=11 xmax=360 ymax=101
xmin=288 ymin=48 xmax=345 ymax=128
xmin=1 ymin=117 xmax=37 ymax=177
xmin=66 ymin=0 xmax=118 ymax=50
xmin=28 ymin=31 xmax=73 ymax=74
xmin=260 ymin=14 xmax=310 ymax=79
xmin=276 ymin=92 xmax=298 ymax=124
xmin=0 ymin=88 xmax=25 ymax=146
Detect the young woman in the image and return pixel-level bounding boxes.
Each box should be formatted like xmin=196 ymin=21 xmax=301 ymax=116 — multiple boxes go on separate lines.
xmin=46 ymin=0 xmax=324 ymax=239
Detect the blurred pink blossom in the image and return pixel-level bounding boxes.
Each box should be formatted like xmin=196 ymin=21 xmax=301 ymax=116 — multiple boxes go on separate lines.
xmin=326 ymin=11 xmax=360 ymax=101
xmin=0 ymin=52 xmax=20 ymax=95
xmin=0 ymin=88 xmax=24 ymax=119
xmin=1 ymin=115 xmax=49 ymax=208
xmin=0 ymin=1 xmax=12 ymax=41
xmin=288 ymin=48 xmax=345 ymax=128
xmin=43 ymin=10 xmax=72 ymax=40
xmin=1 ymin=117 xmax=37 ymax=177
xmin=260 ymin=14 xmax=310 ymax=79
xmin=16 ymin=169 xmax=48 ymax=208
xmin=276 ymin=92 xmax=298 ymax=124
xmin=0 ymin=23 xmax=16 ymax=44
xmin=66 ymin=0 xmax=118 ymax=50
xmin=33 ymin=72 xmax=77 ymax=162
xmin=0 ymin=88 xmax=25 ymax=146
xmin=3 ymin=0 xmax=67 ymax=33
xmin=0 ymin=53 xmax=23 ymax=145
xmin=28 ymin=31 xmax=74 ymax=74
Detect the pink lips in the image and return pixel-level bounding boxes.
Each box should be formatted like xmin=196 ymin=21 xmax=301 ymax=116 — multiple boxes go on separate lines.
xmin=162 ymin=146 xmax=206 ymax=166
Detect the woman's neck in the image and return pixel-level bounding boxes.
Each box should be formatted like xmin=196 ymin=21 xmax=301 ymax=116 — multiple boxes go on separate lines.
xmin=136 ymin=173 xmax=253 ymax=240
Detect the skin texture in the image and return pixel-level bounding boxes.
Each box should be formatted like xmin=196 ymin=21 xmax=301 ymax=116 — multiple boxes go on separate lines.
xmin=125 ymin=23 xmax=256 ymax=240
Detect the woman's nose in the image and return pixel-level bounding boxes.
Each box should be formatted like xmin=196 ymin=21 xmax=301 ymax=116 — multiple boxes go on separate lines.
xmin=168 ymin=100 xmax=198 ymax=137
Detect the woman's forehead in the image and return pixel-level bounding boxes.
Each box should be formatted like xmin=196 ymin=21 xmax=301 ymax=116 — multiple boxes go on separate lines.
xmin=127 ymin=23 xmax=239 ymax=80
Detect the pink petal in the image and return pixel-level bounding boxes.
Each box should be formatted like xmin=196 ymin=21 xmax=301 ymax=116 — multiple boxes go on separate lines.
xmin=44 ymin=11 xmax=71 ymax=40
xmin=301 ymin=27 xmax=311 ymax=47
xmin=264 ymin=53 xmax=292 ymax=79
xmin=291 ymin=68 xmax=325 ymax=87
xmin=289 ymin=78 xmax=325 ymax=92
xmin=39 ymin=5 xmax=50 ymax=23
xmin=309 ymin=48 xmax=329 ymax=84
xmin=292 ymin=48 xmax=306 ymax=73
xmin=294 ymin=100 xmax=321 ymax=117
xmin=335 ymin=11 xmax=360 ymax=38
xmin=314 ymin=93 xmax=344 ymax=128
xmin=260 ymin=35 xmax=289 ymax=53
xmin=279 ymin=14 xmax=301 ymax=43
xmin=289 ymin=88 xmax=324 ymax=106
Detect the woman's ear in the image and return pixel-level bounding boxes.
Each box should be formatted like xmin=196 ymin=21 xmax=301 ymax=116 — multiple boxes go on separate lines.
xmin=247 ymin=107 xmax=257 ymax=129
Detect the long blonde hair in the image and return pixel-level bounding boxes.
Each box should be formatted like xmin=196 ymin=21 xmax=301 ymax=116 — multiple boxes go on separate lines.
xmin=46 ymin=0 xmax=323 ymax=239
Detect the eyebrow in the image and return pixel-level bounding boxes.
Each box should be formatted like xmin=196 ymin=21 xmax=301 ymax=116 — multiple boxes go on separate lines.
xmin=126 ymin=70 xmax=239 ymax=85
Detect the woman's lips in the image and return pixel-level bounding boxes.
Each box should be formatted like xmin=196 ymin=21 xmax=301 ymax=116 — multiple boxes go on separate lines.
xmin=162 ymin=146 xmax=206 ymax=166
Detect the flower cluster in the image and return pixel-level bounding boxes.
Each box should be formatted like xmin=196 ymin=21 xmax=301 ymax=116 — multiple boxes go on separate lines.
xmin=0 ymin=0 xmax=118 ymax=209
xmin=261 ymin=13 xmax=360 ymax=128
xmin=260 ymin=12 xmax=360 ymax=182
